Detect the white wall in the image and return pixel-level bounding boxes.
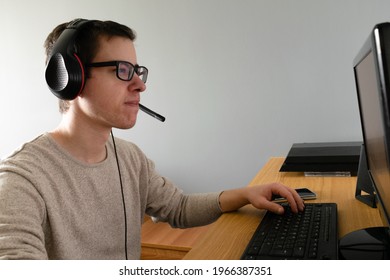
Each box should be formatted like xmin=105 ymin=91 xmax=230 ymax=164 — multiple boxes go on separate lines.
xmin=1 ymin=0 xmax=390 ymax=193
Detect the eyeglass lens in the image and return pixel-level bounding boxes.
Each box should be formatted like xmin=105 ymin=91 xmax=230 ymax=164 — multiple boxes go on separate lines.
xmin=117 ymin=62 xmax=148 ymax=83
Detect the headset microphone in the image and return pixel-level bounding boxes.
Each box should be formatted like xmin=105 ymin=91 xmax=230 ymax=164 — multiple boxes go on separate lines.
xmin=139 ymin=104 xmax=165 ymax=122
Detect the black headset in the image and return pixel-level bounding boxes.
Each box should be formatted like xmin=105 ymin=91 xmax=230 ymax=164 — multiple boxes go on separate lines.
xmin=45 ymin=19 xmax=91 ymax=100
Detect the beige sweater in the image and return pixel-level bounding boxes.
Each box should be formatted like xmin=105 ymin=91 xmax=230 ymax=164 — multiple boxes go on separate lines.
xmin=0 ymin=134 xmax=222 ymax=259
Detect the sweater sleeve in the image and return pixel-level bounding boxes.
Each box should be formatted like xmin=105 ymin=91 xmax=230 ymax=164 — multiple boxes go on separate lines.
xmin=143 ymin=158 xmax=223 ymax=228
xmin=0 ymin=170 xmax=48 ymax=260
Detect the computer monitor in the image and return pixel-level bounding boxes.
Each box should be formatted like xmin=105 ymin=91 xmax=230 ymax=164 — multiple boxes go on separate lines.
xmin=339 ymin=22 xmax=390 ymax=259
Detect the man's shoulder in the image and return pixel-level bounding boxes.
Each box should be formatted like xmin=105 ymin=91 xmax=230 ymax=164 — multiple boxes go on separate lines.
xmin=2 ymin=134 xmax=48 ymax=161
xmin=0 ymin=134 xmax=51 ymax=177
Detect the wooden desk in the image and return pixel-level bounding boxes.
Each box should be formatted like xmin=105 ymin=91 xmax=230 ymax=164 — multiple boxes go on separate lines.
xmin=141 ymin=217 xmax=210 ymax=260
xmin=184 ymin=157 xmax=385 ymax=259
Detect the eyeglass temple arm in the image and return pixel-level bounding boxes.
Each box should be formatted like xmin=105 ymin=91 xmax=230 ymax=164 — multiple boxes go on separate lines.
xmin=139 ymin=104 xmax=166 ymax=122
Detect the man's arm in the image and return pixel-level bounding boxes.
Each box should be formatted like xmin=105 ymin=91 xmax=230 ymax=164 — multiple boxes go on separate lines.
xmin=0 ymin=171 xmax=48 ymax=259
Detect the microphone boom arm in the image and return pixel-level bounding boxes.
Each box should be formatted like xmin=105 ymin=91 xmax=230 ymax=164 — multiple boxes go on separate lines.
xmin=139 ymin=104 xmax=166 ymax=122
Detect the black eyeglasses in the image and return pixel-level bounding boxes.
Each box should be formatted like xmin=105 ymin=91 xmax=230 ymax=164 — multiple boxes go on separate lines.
xmin=85 ymin=61 xmax=148 ymax=83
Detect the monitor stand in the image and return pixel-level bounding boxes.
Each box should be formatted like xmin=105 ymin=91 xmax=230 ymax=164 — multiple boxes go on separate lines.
xmin=341 ymin=144 xmax=390 ymax=259
xmin=355 ymin=145 xmax=376 ymax=208
xmin=339 ymin=227 xmax=390 ymax=259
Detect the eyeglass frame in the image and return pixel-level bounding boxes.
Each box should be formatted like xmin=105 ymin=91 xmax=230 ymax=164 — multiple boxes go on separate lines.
xmin=85 ymin=60 xmax=148 ymax=83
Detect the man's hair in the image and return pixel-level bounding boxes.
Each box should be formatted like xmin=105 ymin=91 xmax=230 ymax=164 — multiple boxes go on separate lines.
xmin=44 ymin=20 xmax=137 ymax=113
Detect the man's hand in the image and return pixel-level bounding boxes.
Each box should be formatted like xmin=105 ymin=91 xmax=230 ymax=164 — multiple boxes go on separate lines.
xmin=219 ymin=182 xmax=305 ymax=214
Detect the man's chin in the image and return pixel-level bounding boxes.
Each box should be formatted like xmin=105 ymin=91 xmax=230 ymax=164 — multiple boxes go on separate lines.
xmin=118 ymin=120 xmax=137 ymax=130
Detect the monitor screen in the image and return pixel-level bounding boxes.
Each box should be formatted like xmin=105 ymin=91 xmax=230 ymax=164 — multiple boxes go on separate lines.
xmin=354 ymin=23 xmax=390 ymax=229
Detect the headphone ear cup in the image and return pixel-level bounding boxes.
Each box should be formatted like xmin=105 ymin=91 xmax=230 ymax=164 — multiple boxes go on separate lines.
xmin=45 ymin=19 xmax=88 ymax=100
xmin=45 ymin=52 xmax=85 ymax=100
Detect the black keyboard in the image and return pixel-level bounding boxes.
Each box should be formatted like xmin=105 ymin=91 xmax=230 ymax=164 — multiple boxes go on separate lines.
xmin=241 ymin=203 xmax=338 ymax=260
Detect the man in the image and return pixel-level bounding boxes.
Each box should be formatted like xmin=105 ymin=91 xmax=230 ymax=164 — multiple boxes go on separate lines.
xmin=0 ymin=19 xmax=304 ymax=259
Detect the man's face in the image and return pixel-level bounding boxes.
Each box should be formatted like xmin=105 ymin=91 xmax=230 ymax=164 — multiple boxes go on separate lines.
xmin=73 ymin=35 xmax=146 ymax=130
